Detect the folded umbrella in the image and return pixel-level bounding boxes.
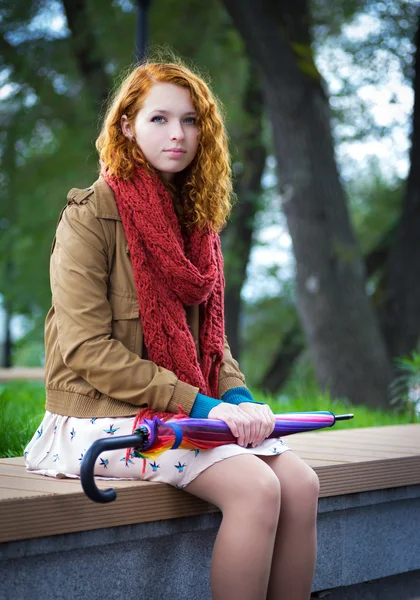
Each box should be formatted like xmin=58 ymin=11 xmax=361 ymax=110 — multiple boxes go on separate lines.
xmin=130 ymin=410 xmax=353 ymax=460
xmin=80 ymin=410 xmax=353 ymax=503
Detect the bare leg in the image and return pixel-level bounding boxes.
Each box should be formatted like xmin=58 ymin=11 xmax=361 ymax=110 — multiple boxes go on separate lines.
xmin=260 ymin=451 xmax=320 ymax=600
xmin=184 ymin=454 xmax=281 ymax=600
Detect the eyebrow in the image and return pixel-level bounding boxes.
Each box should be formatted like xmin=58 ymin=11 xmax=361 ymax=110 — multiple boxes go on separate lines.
xmin=147 ymin=109 xmax=197 ymax=116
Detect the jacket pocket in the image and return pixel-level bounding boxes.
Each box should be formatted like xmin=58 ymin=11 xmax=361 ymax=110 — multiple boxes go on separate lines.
xmin=108 ymin=292 xmax=143 ymax=356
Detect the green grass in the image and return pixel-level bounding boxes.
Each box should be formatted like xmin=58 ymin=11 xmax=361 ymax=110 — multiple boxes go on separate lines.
xmin=0 ymin=381 xmax=418 ymax=459
xmin=252 ymin=388 xmax=419 ymax=429
xmin=0 ymin=381 xmax=46 ymax=458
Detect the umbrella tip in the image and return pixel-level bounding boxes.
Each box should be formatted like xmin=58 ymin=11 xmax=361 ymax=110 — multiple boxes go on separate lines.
xmin=335 ymin=414 xmax=354 ymax=421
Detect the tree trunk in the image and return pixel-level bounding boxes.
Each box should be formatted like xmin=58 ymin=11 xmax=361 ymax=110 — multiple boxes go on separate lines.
xmin=259 ymin=323 xmax=303 ymax=392
xmin=380 ymin=14 xmax=420 ymax=359
xmin=222 ymin=63 xmax=266 ymax=359
xmin=1 ymin=122 xmax=17 ymax=369
xmin=62 ymin=0 xmax=110 ymax=112
xmin=223 ymin=0 xmax=393 ymax=407
xmin=258 ymin=234 xmax=396 ymax=393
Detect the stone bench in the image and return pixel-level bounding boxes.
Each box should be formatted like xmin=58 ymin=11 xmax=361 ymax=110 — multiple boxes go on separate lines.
xmin=1 ymin=424 xmax=420 ymax=599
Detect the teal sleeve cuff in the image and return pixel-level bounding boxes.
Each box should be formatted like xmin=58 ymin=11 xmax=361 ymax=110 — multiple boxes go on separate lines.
xmin=221 ymin=387 xmax=265 ymax=406
xmin=190 ymin=392 xmax=222 ymax=419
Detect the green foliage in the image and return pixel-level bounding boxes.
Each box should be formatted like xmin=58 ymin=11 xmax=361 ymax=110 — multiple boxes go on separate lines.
xmin=349 ymin=168 xmax=403 ymax=255
xmin=312 ymin=0 xmax=417 ymax=150
xmin=13 ymin=338 xmax=44 ymax=367
xmin=290 ymin=42 xmax=322 ymax=81
xmin=391 ymin=351 xmax=420 ymax=420
xmin=241 ymin=292 xmax=302 ymax=387
xmin=251 ymin=382 xmax=418 ymax=429
xmin=252 ymin=352 xmax=419 ymax=427
xmin=0 ymin=381 xmax=45 ymax=458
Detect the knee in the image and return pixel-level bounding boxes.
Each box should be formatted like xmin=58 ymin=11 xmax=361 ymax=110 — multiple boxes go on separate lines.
xmin=287 ymin=467 xmax=319 ymax=522
xmin=305 ymin=468 xmax=320 ymax=505
xmin=240 ymin=470 xmax=281 ymax=527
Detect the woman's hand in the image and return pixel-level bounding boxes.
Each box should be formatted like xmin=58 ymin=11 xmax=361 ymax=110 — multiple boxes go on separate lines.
xmin=237 ymin=402 xmax=276 ymax=447
xmin=208 ymin=403 xmax=256 ymax=447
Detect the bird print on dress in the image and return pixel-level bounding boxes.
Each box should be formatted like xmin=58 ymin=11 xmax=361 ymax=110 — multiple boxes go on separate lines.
xmin=150 ymin=461 xmax=160 ymax=472
xmin=103 ymin=424 xmax=120 ymax=435
xmin=175 ymin=462 xmax=187 ymax=473
xmin=70 ymin=427 xmax=76 ymax=441
xmin=53 ymin=453 xmax=60 ymax=462
xmin=120 ymin=456 xmax=135 ymax=466
xmin=270 ymin=447 xmax=282 ymax=455
xmin=78 ymin=450 xmax=87 ymax=463
xmin=90 ymin=418 xmax=97 ymax=424
xmin=53 ymin=425 xmax=57 ymax=435
xmin=36 ymin=426 xmax=43 ymax=439
xmin=99 ymin=458 xmax=109 ymax=468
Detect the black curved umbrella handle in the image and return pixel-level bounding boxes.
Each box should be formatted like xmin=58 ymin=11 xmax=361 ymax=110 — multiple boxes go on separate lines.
xmin=80 ymin=432 xmax=147 ymax=503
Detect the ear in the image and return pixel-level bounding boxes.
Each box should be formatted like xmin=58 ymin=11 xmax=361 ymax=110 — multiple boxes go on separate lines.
xmin=121 ymin=115 xmax=133 ymax=140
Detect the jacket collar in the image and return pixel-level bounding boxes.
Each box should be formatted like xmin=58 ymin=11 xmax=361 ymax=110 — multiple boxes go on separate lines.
xmin=92 ymin=176 xmax=121 ymax=221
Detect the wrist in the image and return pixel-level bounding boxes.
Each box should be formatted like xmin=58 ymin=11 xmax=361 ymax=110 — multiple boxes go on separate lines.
xmin=222 ymin=387 xmax=265 ymax=406
xmin=191 ymin=393 xmax=222 ymax=419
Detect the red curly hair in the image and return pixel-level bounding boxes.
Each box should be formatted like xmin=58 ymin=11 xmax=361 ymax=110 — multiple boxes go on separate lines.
xmin=96 ymin=60 xmax=234 ymax=232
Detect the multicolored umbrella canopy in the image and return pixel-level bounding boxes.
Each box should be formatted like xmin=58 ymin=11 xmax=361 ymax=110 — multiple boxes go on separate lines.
xmin=130 ymin=411 xmax=353 ymax=460
xmin=80 ymin=410 xmax=353 ymax=503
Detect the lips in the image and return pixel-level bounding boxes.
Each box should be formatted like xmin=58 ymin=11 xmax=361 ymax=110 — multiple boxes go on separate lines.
xmin=164 ymin=148 xmax=186 ymax=153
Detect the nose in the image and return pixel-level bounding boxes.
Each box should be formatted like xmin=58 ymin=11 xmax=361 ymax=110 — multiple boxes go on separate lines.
xmin=169 ymin=121 xmax=185 ymax=141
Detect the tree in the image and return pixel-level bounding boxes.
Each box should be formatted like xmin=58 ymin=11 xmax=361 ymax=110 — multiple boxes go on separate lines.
xmin=223 ymin=0 xmax=393 ymax=407
xmin=311 ymin=0 xmax=420 ymax=360
xmin=381 ymin=12 xmax=420 ymax=358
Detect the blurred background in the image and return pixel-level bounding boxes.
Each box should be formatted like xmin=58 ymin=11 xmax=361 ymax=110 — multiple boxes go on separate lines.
xmin=1 ymin=1 xmax=419 ymax=455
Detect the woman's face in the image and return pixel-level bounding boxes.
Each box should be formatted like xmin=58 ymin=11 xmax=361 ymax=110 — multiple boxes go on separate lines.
xmin=122 ymin=82 xmax=200 ymax=182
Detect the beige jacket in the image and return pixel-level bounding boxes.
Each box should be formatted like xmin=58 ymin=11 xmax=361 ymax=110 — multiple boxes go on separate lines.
xmin=45 ymin=176 xmax=247 ymax=418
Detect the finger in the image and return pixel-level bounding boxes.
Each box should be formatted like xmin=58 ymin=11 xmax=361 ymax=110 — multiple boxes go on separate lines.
xmin=247 ymin=411 xmax=263 ymax=445
xmin=234 ymin=417 xmax=246 ymax=447
xmin=248 ymin=408 xmax=268 ymax=445
xmin=243 ymin=414 xmax=255 ymax=447
xmin=246 ymin=416 xmax=257 ymax=446
xmin=262 ymin=415 xmax=275 ymax=439
xmin=247 ymin=412 xmax=260 ymax=446
xmin=252 ymin=422 xmax=264 ymax=447
xmin=267 ymin=414 xmax=276 ymax=437
xmin=225 ymin=416 xmax=239 ymax=440
xmin=239 ymin=407 xmax=259 ymax=444
xmin=253 ymin=412 xmax=270 ymax=444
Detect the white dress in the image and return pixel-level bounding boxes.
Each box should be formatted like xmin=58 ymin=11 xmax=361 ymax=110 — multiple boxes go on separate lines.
xmin=25 ymin=411 xmax=290 ymax=488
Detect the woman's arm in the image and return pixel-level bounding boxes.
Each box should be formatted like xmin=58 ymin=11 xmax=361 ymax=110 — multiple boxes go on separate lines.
xmin=51 ymin=200 xmax=198 ymax=414
xmin=217 ymin=335 xmax=248 ymax=397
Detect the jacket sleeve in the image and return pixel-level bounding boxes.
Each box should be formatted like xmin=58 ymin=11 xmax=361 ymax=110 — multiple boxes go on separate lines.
xmin=217 ymin=335 xmax=248 ymax=398
xmin=51 ymin=200 xmax=198 ymax=414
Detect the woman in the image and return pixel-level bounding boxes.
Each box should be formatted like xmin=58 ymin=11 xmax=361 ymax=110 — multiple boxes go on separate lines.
xmin=25 ymin=60 xmax=319 ymax=600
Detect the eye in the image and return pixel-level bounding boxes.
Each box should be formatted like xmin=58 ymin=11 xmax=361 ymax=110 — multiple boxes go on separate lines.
xmin=184 ymin=117 xmax=197 ymax=124
xmin=151 ymin=115 xmax=166 ymax=123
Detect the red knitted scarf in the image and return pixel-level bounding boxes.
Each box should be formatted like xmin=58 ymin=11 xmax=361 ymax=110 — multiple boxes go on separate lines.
xmin=104 ymin=166 xmax=225 ymax=400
